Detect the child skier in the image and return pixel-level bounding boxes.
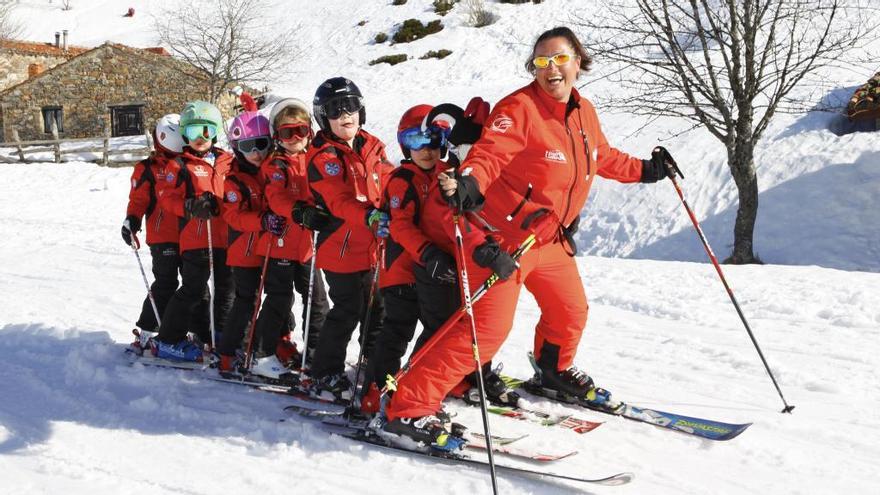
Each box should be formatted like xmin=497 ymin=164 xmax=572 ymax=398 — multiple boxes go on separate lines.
xmin=215 ymin=93 xmax=294 ymax=380
xmin=261 ymin=97 xmax=330 ymax=367
xmin=305 ymin=77 xmax=393 ymax=401
xmin=152 ymin=101 xmax=234 ymax=361
xmin=122 ymin=114 xmax=186 ymax=338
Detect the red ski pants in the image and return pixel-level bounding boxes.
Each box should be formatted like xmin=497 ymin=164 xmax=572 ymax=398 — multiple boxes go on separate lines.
xmin=386 ymin=241 xmax=588 ymax=420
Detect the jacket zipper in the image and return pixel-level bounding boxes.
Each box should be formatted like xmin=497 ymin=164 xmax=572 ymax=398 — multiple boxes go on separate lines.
xmin=154 ymin=210 xmax=164 ymax=233
xmin=562 ymin=119 xmax=579 ymax=224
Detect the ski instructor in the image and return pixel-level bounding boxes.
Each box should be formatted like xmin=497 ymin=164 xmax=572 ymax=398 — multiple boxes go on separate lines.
xmin=380 ymin=26 xmax=677 ymax=444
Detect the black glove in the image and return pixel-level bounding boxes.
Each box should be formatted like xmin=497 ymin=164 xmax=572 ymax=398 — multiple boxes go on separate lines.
xmin=444 ymin=172 xmax=484 ymax=212
xmin=261 ymin=212 xmax=287 ymax=236
xmin=185 ymin=192 xmax=219 ymax=219
xmin=292 ymin=201 xmax=331 ymax=231
xmin=641 ymin=146 xmax=680 ymax=183
xmin=472 ymin=236 xmax=517 ymax=280
xmin=448 ymin=97 xmax=489 ymax=146
xmin=420 ymin=244 xmax=458 ymax=284
xmin=121 ymin=214 xmax=141 ymax=246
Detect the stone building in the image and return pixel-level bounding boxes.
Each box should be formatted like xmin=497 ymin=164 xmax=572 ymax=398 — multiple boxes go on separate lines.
xmin=0 ymin=40 xmax=237 ymax=142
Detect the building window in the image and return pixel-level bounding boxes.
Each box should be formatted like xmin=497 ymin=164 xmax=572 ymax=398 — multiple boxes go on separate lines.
xmin=111 ymin=105 xmax=145 ymax=137
xmin=42 ymin=106 xmax=63 ymax=134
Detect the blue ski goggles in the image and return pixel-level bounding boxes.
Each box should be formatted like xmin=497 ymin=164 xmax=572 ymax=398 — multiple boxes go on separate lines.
xmin=183 ymin=123 xmax=218 ymax=142
xmin=397 ymin=125 xmax=449 ymax=151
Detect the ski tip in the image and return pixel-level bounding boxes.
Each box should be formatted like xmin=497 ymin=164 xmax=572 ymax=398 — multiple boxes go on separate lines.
xmin=714 ymin=422 xmax=753 ymax=441
xmin=600 ymin=471 xmax=635 ymax=486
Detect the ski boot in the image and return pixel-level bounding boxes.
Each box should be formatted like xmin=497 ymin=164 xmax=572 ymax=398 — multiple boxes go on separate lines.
xmin=377 ymin=414 xmax=467 ymax=453
xmin=250 ymin=354 xmax=299 ymax=385
xmin=464 ymin=369 xmax=521 ymax=408
xmin=309 ymin=373 xmax=353 ymax=403
xmin=127 ymin=328 xmax=157 ymax=356
xmin=152 ymin=338 xmax=205 ymax=362
xmin=526 ymin=352 xmax=623 ymax=414
xmin=275 ymin=336 xmax=302 ymax=370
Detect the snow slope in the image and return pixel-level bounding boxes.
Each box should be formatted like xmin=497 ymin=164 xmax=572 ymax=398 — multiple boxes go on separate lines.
xmin=8 ymin=0 xmax=880 ymax=271
xmin=0 ymin=162 xmax=879 ymax=494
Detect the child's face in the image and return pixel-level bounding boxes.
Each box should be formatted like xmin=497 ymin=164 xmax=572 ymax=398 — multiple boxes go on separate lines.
xmin=189 ymin=137 xmax=212 ymax=153
xmin=276 ymin=116 xmax=310 ymax=154
xmin=243 ymin=148 xmax=268 ymax=166
xmin=329 ymin=110 xmax=359 ymax=143
xmin=410 ymin=147 xmax=440 ymax=170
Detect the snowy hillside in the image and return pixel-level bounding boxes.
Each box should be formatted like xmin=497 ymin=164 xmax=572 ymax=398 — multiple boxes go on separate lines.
xmin=2 ymin=1 xmax=880 ymax=494
xmin=8 ymin=0 xmax=879 ymax=271
xmin=1 ymin=162 xmax=879 ymax=494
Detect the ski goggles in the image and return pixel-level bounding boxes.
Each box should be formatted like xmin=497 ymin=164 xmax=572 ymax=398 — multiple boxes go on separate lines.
xmin=183 ymin=123 xmax=218 ymax=142
xmin=398 ymin=125 xmax=449 ymax=151
xmin=276 ymin=123 xmax=311 ymax=141
xmin=236 ymin=137 xmax=271 ymax=153
xmin=324 ymin=96 xmax=363 ymax=120
xmin=532 ymin=52 xmax=574 ymax=69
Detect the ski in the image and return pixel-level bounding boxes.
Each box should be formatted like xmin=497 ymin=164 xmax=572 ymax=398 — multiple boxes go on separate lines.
xmin=485 ymin=403 xmax=602 ymax=434
xmin=504 ymin=371 xmax=751 ymax=441
xmin=327 ymin=426 xmax=632 ymax=486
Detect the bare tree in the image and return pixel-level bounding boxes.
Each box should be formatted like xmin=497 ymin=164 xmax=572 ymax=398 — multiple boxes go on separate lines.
xmin=575 ymin=1 xmax=877 ymax=264
xmin=0 ymin=1 xmax=24 ymax=40
xmin=154 ymin=0 xmax=299 ymax=103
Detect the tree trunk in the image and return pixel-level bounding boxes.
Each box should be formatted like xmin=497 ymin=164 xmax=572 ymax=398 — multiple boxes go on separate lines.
xmin=724 ymin=138 xmax=762 ymax=264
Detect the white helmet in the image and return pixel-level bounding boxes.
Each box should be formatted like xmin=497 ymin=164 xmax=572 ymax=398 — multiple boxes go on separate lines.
xmin=267 ymin=97 xmax=312 ymax=138
xmin=154 ymin=114 xmax=185 ymax=154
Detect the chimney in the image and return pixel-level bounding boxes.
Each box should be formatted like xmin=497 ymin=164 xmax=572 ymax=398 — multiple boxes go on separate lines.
xmin=54 ymin=32 xmax=61 ymax=48
xmin=62 ymin=30 xmax=68 ymax=52
xmin=28 ymin=63 xmax=45 ymax=78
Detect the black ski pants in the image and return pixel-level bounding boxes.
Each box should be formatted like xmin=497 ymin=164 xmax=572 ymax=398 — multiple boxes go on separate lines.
xmin=135 ymin=243 xmax=181 ymax=331
xmin=258 ymin=258 xmax=329 ymax=358
xmin=309 ymin=269 xmax=383 ymax=379
xmin=157 ymin=248 xmax=233 ymax=345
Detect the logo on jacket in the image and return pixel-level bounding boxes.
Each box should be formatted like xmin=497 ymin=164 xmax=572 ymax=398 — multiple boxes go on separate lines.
xmin=545 ymin=149 xmax=566 ymax=162
xmin=272 ymin=171 xmax=284 ymax=181
xmin=131 ymin=178 xmax=137 ymax=189
xmin=490 ymin=114 xmax=513 ymax=133
xmin=165 ymin=173 xmax=175 ymax=183
xmin=390 ymin=195 xmax=401 ymax=209
xmin=324 ymin=162 xmax=341 ymax=176
xmin=193 ymin=165 xmax=209 ymax=177
xmin=226 ymin=191 xmax=238 ymax=203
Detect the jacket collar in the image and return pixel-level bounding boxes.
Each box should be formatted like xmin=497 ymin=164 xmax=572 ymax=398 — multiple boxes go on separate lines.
xmin=529 ymin=80 xmax=582 ymax=120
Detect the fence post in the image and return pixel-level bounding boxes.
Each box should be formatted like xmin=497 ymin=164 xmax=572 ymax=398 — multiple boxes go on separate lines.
xmin=51 ymin=120 xmax=61 ymax=163
xmin=102 ymin=127 xmax=111 ymax=166
xmin=11 ymin=128 xmax=26 ymax=162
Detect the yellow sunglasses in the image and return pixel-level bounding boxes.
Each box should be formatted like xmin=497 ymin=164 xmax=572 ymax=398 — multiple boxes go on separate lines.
xmin=532 ymin=52 xmax=574 ymax=69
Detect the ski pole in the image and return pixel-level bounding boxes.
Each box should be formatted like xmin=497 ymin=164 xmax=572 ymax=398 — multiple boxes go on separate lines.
xmin=381 ymin=233 xmax=536 ymax=397
xmin=349 ymin=238 xmax=384 ymax=416
xmin=129 ymin=233 xmax=161 ymax=326
xmin=663 ymin=158 xmax=794 ymax=414
xmin=300 ymin=229 xmax=319 ymax=372
xmin=453 ymin=214 xmax=498 ymax=494
xmin=206 ymin=217 xmax=217 ymax=350
xmin=243 ymin=234 xmax=274 ymax=371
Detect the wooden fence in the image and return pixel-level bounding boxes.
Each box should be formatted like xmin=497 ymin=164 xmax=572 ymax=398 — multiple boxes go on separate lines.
xmin=0 ymin=122 xmax=153 ymax=167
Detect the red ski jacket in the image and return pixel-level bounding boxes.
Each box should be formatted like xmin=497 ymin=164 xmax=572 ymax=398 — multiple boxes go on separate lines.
xmin=464 ymin=81 xmax=644 ymax=248
xmin=158 ymin=148 xmax=232 ymax=253
xmin=221 ymin=159 xmax=270 ymax=268
xmin=261 ymin=152 xmax=314 ymax=263
xmin=380 ymin=160 xmax=444 ymax=288
xmin=306 ymin=129 xmax=393 ymax=273
xmin=126 ymin=155 xmax=179 ymax=245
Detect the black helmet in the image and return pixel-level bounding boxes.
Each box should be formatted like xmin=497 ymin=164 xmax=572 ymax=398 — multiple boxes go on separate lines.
xmin=313 ymin=77 xmax=366 ymax=132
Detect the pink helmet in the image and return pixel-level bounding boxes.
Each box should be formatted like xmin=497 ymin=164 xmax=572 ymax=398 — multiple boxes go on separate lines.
xmin=228 ymin=92 xmax=271 ymax=147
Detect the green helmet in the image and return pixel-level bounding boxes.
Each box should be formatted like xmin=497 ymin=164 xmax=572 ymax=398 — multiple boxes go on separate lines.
xmin=179 ymin=100 xmax=222 ymax=130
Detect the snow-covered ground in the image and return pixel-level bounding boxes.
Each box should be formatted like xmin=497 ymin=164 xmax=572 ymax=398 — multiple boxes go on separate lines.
xmin=1 ymin=162 xmax=879 ymax=494
xmin=2 ymin=0 xmax=880 ymax=493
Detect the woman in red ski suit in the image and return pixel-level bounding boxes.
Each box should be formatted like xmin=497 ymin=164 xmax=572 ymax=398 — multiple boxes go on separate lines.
xmin=384 ymin=27 xmax=676 ymax=435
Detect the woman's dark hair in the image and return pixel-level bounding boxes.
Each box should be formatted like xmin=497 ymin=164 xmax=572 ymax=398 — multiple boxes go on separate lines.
xmin=525 ymin=26 xmax=592 ymax=76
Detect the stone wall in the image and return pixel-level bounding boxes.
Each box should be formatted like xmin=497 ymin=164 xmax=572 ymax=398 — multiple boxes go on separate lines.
xmin=0 ymin=44 xmax=232 ymax=142
xmin=0 ymin=51 xmax=68 ymax=93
